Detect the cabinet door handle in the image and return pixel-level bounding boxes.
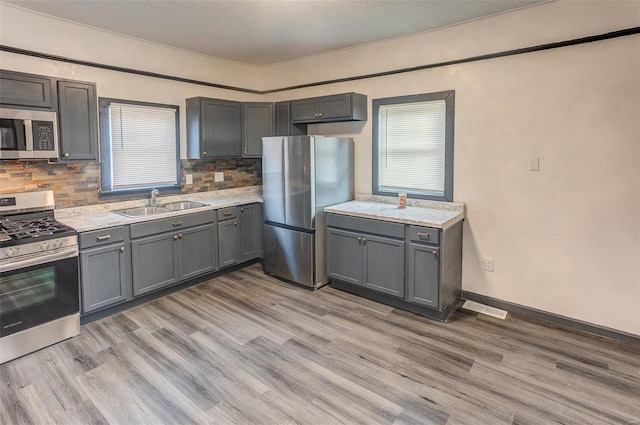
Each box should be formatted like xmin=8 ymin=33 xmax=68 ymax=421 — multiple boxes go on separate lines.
xmin=63 ymin=152 xmax=70 ymax=158
xmin=178 ymin=233 xmax=183 ymax=239
xmin=173 ymin=235 xmax=179 ymax=241
xmin=119 ymin=246 xmax=125 ymax=252
xmin=417 ymin=232 xmax=431 ymax=239
xmin=362 ymin=237 xmax=367 ymax=244
xmin=431 ymin=250 xmax=438 ymax=256
xmin=203 ymin=151 xmax=207 ymax=155
xmin=172 ymin=220 xmax=183 ymax=227
xmin=356 ymin=237 xmax=362 ymax=243
xmin=223 ymin=211 xmax=232 ymax=216
xmin=96 ymin=234 xmax=111 ymax=241
xmin=240 ymin=208 xmax=244 ymax=212
xmin=233 ymin=221 xmax=238 ymax=226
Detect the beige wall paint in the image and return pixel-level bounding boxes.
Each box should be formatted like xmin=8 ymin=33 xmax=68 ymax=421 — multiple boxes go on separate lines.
xmin=1 ymin=1 xmax=639 ymax=336
xmin=263 ymin=3 xmax=640 ymax=336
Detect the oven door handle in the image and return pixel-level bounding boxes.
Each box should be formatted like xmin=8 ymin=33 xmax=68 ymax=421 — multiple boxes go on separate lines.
xmin=0 ymin=247 xmax=78 ymax=273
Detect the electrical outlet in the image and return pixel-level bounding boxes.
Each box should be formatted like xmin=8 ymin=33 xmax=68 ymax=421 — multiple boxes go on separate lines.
xmin=214 ymin=172 xmax=224 ymax=182
xmin=529 ymin=157 xmax=540 ymax=171
xmin=482 ymin=257 xmax=495 ymax=272
xmin=185 ymin=174 xmax=193 ymax=185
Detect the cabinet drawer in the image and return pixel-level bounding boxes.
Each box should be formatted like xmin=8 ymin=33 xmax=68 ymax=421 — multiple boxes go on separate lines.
xmin=326 ymin=213 xmax=404 ymax=239
xmin=217 ymin=207 xmax=237 ymax=221
xmin=408 ymin=226 xmax=440 ymax=245
xmin=80 ymin=226 xmax=127 ymax=249
xmin=130 ymin=210 xmax=215 ymax=239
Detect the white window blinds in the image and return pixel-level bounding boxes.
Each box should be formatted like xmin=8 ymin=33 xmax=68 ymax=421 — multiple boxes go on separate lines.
xmin=378 ymin=100 xmax=446 ymax=195
xmin=108 ymin=103 xmax=177 ymax=190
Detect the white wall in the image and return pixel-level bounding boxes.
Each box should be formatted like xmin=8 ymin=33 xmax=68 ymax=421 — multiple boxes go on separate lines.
xmin=0 ymin=3 xmax=264 ymax=158
xmin=1 ymin=1 xmax=639 ymax=336
xmin=264 ymin=1 xmax=640 ymax=336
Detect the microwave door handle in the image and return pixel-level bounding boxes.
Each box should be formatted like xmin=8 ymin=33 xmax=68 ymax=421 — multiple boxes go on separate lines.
xmin=23 ymin=119 xmax=33 ymax=151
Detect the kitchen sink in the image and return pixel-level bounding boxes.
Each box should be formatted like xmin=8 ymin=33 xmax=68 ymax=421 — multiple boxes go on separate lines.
xmin=161 ymin=201 xmax=207 ymax=211
xmin=114 ymin=206 xmax=171 ymax=217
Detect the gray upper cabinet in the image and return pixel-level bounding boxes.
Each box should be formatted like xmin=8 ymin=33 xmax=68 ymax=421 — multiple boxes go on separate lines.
xmin=0 ymin=70 xmax=55 ymax=109
xmin=275 ymin=102 xmax=307 ymax=136
xmin=186 ymin=97 xmax=242 ymax=159
xmin=57 ymin=80 xmax=98 ymax=161
xmin=290 ymin=93 xmax=367 ymax=124
xmin=242 ymin=103 xmax=273 ymax=157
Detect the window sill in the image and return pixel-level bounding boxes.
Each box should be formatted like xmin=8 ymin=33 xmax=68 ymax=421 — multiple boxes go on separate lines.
xmin=99 ymin=185 xmax=182 ymax=202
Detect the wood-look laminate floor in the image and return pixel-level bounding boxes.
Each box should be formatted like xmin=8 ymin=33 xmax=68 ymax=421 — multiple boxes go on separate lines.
xmin=1 ymin=263 xmax=639 ymax=425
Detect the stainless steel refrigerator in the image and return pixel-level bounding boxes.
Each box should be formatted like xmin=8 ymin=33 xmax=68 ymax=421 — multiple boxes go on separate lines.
xmin=262 ymin=135 xmax=354 ymax=289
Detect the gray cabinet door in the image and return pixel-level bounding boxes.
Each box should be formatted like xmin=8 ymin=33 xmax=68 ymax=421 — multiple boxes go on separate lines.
xmin=179 ymin=224 xmax=218 ymax=280
xmin=201 ymin=98 xmax=242 ymax=158
xmin=57 ymin=80 xmax=98 ymax=161
xmin=80 ymin=242 xmax=131 ymax=314
xmin=318 ymin=94 xmax=352 ymax=120
xmin=407 ymin=243 xmax=440 ymax=308
xmin=218 ymin=219 xmax=239 ymax=268
xmin=238 ymin=204 xmax=260 ymax=262
xmin=242 ymin=103 xmax=273 ymax=157
xmin=0 ymin=70 xmax=55 ymax=109
xmin=290 ymin=98 xmax=320 ymax=122
xmin=363 ymin=234 xmax=405 ymax=298
xmin=275 ymin=102 xmax=307 ymax=136
xmin=131 ymin=232 xmax=179 ymax=296
xmin=326 ymin=228 xmax=363 ymax=286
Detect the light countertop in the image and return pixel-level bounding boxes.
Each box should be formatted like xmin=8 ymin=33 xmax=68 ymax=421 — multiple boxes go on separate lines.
xmin=325 ymin=195 xmax=465 ymax=229
xmin=56 ymin=187 xmax=262 ymax=233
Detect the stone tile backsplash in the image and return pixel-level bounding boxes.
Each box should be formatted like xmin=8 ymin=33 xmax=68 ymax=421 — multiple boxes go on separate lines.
xmin=0 ymin=158 xmax=261 ymax=209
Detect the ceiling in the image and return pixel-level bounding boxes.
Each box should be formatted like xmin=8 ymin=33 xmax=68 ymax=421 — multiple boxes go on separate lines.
xmin=5 ymin=0 xmax=544 ymax=66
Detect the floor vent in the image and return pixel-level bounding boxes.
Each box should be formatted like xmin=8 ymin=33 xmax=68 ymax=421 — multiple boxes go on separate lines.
xmin=462 ymin=300 xmax=508 ymax=320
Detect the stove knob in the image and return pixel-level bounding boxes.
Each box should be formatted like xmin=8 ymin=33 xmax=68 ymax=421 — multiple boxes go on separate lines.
xmin=52 ymin=239 xmax=62 ymax=248
xmin=40 ymin=241 xmax=51 ymax=250
xmin=5 ymin=247 xmax=18 ymax=257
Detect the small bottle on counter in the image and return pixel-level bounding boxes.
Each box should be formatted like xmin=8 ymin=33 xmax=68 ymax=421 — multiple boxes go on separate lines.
xmin=398 ymin=193 xmax=407 ymax=209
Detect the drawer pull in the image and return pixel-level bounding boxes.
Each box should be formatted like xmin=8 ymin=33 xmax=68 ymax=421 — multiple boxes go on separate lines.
xmin=119 ymin=246 xmax=125 ymax=253
xmin=417 ymin=232 xmax=431 ymax=239
xmin=96 ymin=234 xmax=111 ymax=241
xmin=172 ymin=220 xmax=183 ymax=227
xmin=223 ymin=211 xmax=232 ymax=216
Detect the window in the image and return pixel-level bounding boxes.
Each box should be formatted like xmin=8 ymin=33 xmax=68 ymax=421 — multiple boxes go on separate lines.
xmin=99 ymin=98 xmax=180 ymax=194
xmin=373 ymin=91 xmax=454 ymax=201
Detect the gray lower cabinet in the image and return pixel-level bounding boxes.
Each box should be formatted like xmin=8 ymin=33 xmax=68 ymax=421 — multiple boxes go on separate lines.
xmin=242 ymin=103 xmax=273 ymax=157
xmin=238 ymin=203 xmax=262 ymax=262
xmin=217 ymin=207 xmax=239 ymax=268
xmin=407 ymin=243 xmax=439 ymax=308
xmin=79 ymin=226 xmax=131 ymax=314
xmin=131 ymin=223 xmax=218 ymax=297
xmin=57 ymin=80 xmax=98 ymax=161
xmin=130 ymin=211 xmax=218 ymax=297
xmin=326 ymin=218 xmax=405 ymax=298
xmin=327 ymin=214 xmax=463 ymax=320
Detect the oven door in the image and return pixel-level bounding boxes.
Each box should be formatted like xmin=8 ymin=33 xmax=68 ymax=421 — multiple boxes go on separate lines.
xmin=0 ymin=248 xmax=79 ymax=338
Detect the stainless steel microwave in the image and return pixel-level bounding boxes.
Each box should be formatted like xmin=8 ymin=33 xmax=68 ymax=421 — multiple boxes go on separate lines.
xmin=0 ymin=108 xmax=59 ymax=160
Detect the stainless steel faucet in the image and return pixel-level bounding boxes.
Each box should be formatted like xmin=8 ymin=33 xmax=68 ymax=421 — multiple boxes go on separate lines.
xmin=150 ymin=188 xmax=160 ymax=206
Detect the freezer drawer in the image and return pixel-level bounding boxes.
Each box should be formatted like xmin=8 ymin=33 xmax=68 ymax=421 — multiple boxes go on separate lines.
xmin=263 ymin=224 xmax=316 ymax=288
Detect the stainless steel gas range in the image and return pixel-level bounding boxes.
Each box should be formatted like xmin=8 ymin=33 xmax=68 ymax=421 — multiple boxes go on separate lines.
xmin=0 ymin=190 xmax=80 ymax=364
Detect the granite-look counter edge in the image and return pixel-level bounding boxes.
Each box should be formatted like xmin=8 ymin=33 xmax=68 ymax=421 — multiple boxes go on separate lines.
xmin=324 ymin=197 xmax=465 ymax=229
xmin=56 ymin=186 xmax=263 ymax=233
